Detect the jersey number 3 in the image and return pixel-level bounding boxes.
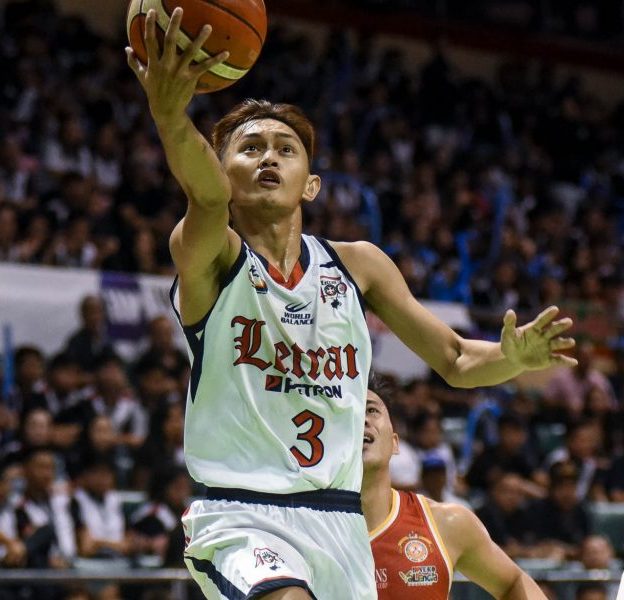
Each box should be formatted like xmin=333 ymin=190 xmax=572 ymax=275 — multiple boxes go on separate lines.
xmin=290 ymin=410 xmax=325 ymax=467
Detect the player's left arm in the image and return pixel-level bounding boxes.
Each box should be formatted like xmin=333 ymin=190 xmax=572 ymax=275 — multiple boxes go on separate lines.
xmin=335 ymin=241 xmax=576 ymax=388
xmin=442 ymin=504 xmax=547 ymax=600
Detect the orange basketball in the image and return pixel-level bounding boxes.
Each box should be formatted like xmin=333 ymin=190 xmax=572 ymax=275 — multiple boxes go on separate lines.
xmin=126 ymin=0 xmax=267 ymax=94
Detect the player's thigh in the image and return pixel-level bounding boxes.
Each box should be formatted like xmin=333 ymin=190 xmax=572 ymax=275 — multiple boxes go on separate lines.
xmin=256 ymin=587 xmax=313 ymax=600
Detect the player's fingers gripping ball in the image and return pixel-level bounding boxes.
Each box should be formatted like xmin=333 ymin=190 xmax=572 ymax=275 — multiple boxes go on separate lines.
xmin=127 ymin=0 xmax=267 ymax=93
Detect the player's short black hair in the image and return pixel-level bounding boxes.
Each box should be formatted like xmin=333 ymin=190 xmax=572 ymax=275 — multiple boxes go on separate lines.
xmin=367 ymin=372 xmax=397 ymax=425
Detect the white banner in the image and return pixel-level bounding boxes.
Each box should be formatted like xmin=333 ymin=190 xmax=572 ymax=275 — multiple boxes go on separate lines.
xmin=0 ymin=264 xmax=473 ymax=380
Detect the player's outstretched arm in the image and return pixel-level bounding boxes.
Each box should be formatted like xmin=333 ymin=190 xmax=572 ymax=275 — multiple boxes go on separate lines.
xmin=126 ymin=8 xmax=230 ymax=208
xmin=335 ymin=242 xmax=576 ymax=388
xmin=126 ymin=8 xmax=240 ymax=324
xmin=435 ymin=502 xmax=548 ymax=600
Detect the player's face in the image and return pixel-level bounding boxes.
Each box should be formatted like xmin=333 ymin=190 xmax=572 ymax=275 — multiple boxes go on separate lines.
xmin=222 ymin=119 xmax=320 ymax=213
xmin=362 ymin=390 xmax=399 ymax=472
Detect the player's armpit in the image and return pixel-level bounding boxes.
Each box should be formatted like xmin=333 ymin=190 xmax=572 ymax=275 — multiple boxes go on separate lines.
xmin=171 ymin=214 xmax=241 ymax=325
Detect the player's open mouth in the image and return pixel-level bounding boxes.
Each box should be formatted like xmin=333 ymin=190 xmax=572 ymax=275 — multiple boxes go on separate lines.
xmin=363 ymin=433 xmax=374 ymax=445
xmin=258 ymin=169 xmax=281 ymax=188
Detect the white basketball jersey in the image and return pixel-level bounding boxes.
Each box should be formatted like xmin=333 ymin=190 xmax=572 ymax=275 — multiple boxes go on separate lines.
xmin=170 ymin=235 xmax=372 ymax=494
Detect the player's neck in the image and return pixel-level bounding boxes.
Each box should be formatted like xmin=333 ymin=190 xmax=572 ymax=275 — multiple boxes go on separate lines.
xmin=237 ymin=213 xmax=303 ymax=278
xmin=361 ymin=468 xmax=394 ymax=533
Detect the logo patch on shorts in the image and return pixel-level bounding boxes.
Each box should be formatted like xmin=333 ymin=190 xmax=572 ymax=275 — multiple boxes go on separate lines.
xmin=254 ymin=547 xmax=285 ymax=571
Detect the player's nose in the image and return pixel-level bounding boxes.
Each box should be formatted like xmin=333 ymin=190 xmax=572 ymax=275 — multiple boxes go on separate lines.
xmin=260 ymin=153 xmax=279 ymax=168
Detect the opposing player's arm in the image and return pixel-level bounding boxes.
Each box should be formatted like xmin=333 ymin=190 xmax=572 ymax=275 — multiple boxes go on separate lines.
xmin=435 ymin=503 xmax=547 ymax=600
xmin=334 ymin=241 xmax=576 ymax=388
xmin=126 ymin=8 xmax=240 ymax=323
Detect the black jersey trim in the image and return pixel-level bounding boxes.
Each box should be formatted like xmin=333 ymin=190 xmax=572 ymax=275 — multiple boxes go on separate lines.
xmin=204 ymin=487 xmax=362 ymax=514
xmin=248 ymin=578 xmax=318 ymax=600
xmin=316 ymin=238 xmax=366 ymax=316
xmin=187 ymin=557 xmax=245 ymax=599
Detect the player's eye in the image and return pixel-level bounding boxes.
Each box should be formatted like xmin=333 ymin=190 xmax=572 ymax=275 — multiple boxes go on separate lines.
xmin=244 ymin=144 xmax=259 ymax=152
xmin=282 ymin=145 xmax=294 ymax=153
xmin=367 ymin=407 xmax=380 ymax=414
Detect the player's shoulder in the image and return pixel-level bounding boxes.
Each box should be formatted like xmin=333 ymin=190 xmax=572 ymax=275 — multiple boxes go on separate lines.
xmin=326 ymin=240 xmax=385 ymax=292
xmin=326 ymin=239 xmax=380 ymax=259
xmin=425 ymin=497 xmax=475 ymax=529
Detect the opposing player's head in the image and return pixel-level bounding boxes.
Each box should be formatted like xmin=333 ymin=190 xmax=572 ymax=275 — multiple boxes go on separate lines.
xmin=363 ymin=377 xmax=399 ymax=475
xmin=213 ymin=99 xmax=320 ymax=214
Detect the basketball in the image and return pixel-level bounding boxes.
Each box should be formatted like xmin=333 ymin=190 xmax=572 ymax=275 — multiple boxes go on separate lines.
xmin=126 ymin=0 xmax=267 ymax=94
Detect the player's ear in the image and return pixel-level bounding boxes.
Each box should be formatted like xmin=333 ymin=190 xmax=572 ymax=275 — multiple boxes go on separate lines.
xmin=302 ymin=174 xmax=321 ymax=203
xmin=392 ymin=432 xmax=400 ymax=456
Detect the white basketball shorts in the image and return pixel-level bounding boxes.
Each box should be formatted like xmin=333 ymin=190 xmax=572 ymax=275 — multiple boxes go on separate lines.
xmin=182 ymin=487 xmax=377 ymax=599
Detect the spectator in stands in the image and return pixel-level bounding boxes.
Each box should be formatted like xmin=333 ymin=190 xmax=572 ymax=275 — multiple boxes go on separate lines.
xmin=467 ymin=412 xmax=545 ymax=498
xmin=129 ymin=465 xmax=191 ymax=561
xmin=575 ymin=583 xmax=608 ymax=600
xmin=2 ymin=346 xmax=46 ymax=439
xmin=529 ymin=461 xmax=591 ymax=559
xmin=135 ymin=315 xmax=187 ymax=382
xmin=0 ymin=135 xmax=38 ymax=210
xmin=3 ymin=408 xmax=54 ymax=465
xmin=605 ymin=454 xmax=624 ymax=502
xmin=88 ymin=355 xmax=147 ymax=450
xmin=0 ymin=202 xmax=20 ymax=262
xmin=70 ymin=454 xmax=130 ymax=559
xmin=417 ymin=454 xmax=468 ymax=505
xmin=0 ymin=460 xmax=26 ymax=567
xmin=45 ymin=213 xmax=99 ymax=269
xmin=64 ymin=295 xmax=115 ymax=373
xmin=544 ymin=418 xmax=606 ymax=501
xmin=64 ymin=414 xmax=125 ymax=485
xmin=578 ymin=535 xmax=618 ymax=570
xmin=93 ymin=123 xmax=123 ymax=193
xmin=45 ymin=353 xmax=89 ymax=449
xmin=133 ymin=358 xmax=180 ymax=414
xmin=13 ymin=446 xmax=76 ymax=568
xmin=476 ymin=473 xmax=536 ymax=558
xmin=410 ymin=412 xmax=457 ymax=491
xmin=133 ymin=401 xmax=184 ymax=490
xmin=16 ymin=212 xmax=53 ymax=264
xmin=543 ymin=341 xmax=616 ymax=419
xmin=43 ymin=114 xmax=93 ymax=180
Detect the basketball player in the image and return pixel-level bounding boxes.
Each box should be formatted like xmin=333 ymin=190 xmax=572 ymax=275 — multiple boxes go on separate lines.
xmin=363 ymin=382 xmax=547 ymax=599
xmin=125 ymin=8 xmax=576 ymax=600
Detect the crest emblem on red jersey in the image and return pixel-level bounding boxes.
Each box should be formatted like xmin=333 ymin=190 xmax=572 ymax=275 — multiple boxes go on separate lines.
xmin=398 ymin=532 xmax=433 ymax=563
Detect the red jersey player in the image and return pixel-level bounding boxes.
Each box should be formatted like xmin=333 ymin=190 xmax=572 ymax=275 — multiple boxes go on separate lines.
xmin=362 ymin=382 xmax=548 ymax=599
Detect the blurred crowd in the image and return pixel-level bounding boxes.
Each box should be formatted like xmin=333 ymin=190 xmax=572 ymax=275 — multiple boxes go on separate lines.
xmin=1 ymin=0 xmax=624 ymax=598
xmin=340 ymin=0 xmax=624 ymax=40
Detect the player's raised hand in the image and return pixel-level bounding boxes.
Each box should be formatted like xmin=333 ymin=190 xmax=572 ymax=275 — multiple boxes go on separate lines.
xmin=500 ymin=306 xmax=577 ymax=370
xmin=125 ymin=8 xmax=229 ymax=122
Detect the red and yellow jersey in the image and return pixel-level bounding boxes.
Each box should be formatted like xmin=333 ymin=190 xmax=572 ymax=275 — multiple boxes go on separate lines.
xmin=370 ymin=490 xmax=453 ymax=599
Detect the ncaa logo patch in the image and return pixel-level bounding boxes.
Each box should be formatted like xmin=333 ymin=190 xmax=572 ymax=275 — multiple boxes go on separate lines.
xmin=254 ymin=547 xmax=285 ymax=571
xmin=398 ymin=532 xmax=432 ymax=563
